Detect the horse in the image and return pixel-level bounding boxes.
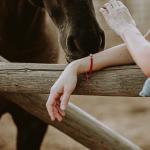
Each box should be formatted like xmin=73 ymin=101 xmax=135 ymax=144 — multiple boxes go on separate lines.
xmin=0 ymin=0 xmax=105 ymax=149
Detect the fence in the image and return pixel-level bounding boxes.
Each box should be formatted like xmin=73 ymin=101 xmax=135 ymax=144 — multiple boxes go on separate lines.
xmin=0 ymin=56 xmax=144 ymax=150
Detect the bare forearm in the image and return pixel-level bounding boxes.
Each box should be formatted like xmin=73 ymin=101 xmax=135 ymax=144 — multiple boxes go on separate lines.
xmin=71 ymin=30 xmax=150 ymax=74
xmin=70 ymin=43 xmax=134 ymax=74
xmin=122 ymin=26 xmax=150 ymax=76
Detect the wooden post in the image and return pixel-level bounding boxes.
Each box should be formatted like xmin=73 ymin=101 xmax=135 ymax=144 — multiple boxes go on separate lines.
xmin=0 ymin=56 xmax=143 ymax=150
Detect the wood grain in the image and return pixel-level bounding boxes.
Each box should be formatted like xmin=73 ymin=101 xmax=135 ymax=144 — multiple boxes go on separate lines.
xmin=0 ymin=62 xmax=146 ymax=96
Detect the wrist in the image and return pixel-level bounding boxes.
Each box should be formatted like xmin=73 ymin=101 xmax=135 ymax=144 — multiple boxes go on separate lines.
xmin=68 ymin=57 xmax=90 ymax=75
xmin=67 ymin=54 xmax=95 ymax=75
xmin=66 ymin=59 xmax=81 ymax=75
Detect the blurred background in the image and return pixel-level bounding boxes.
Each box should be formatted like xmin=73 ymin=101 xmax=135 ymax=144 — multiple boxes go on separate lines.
xmin=0 ymin=0 xmax=150 ymax=150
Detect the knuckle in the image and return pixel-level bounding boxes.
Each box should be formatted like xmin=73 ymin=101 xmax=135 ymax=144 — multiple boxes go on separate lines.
xmin=46 ymin=100 xmax=53 ymax=107
xmin=50 ymin=86 xmax=60 ymax=94
xmin=50 ymin=86 xmax=55 ymax=93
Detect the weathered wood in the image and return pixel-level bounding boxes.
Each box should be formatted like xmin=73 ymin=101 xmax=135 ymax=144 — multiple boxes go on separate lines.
xmin=0 ymin=92 xmax=142 ymax=150
xmin=0 ymin=56 xmax=143 ymax=150
xmin=0 ymin=62 xmax=146 ymax=96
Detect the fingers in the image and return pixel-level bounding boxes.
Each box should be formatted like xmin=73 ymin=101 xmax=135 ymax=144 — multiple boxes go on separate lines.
xmin=56 ymin=104 xmax=65 ymax=117
xmin=46 ymin=90 xmax=70 ymax=122
xmin=104 ymin=3 xmax=113 ymax=13
xmin=109 ymin=0 xmax=120 ymax=8
xmin=46 ymin=92 xmax=63 ymax=121
xmin=53 ymin=106 xmax=63 ymax=122
xmin=56 ymin=100 xmax=65 ymax=116
xmin=46 ymin=94 xmax=57 ymax=121
xmin=60 ymin=91 xmax=71 ymax=110
xmin=99 ymin=7 xmax=108 ymax=15
xmin=99 ymin=1 xmax=114 ymax=16
xmin=100 ymin=0 xmax=124 ymax=14
xmin=100 ymin=0 xmax=130 ymax=17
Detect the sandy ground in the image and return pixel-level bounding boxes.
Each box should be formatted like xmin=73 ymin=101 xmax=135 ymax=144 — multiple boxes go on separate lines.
xmin=1 ymin=0 xmax=150 ymax=150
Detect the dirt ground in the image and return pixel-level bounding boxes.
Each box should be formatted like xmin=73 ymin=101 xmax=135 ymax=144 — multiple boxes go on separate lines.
xmin=1 ymin=0 xmax=150 ymax=150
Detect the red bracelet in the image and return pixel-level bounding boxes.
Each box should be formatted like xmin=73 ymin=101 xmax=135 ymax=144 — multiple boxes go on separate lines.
xmin=86 ymin=54 xmax=93 ymax=81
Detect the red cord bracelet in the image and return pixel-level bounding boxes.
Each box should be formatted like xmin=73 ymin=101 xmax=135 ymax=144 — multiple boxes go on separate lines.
xmin=86 ymin=54 xmax=93 ymax=81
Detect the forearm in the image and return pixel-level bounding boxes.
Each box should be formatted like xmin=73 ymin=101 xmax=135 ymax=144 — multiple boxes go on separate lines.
xmin=70 ymin=43 xmax=134 ymax=74
xmin=122 ymin=26 xmax=150 ymax=76
xmin=68 ymin=28 xmax=150 ymax=75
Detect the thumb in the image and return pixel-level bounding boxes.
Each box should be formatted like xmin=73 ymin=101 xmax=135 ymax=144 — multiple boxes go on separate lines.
xmin=60 ymin=91 xmax=71 ymax=110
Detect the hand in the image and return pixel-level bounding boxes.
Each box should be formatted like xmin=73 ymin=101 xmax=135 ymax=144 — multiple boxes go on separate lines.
xmin=99 ymin=0 xmax=136 ymax=38
xmin=46 ymin=61 xmax=79 ymax=122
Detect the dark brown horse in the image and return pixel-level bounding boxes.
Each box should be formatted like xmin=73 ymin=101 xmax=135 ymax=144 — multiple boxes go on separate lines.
xmin=0 ymin=0 xmax=105 ymax=149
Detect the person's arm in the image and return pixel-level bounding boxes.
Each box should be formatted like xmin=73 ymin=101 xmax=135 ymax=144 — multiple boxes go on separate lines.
xmin=46 ymin=28 xmax=150 ymax=121
xmin=46 ymin=44 xmax=133 ymax=122
xmin=122 ymin=27 xmax=150 ymax=76
xmin=75 ymin=43 xmax=133 ymax=74
xmin=46 ymin=0 xmax=150 ymax=121
xmin=100 ymin=0 xmax=150 ymax=76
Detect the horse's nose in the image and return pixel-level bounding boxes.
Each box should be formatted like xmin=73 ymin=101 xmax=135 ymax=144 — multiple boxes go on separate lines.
xmin=67 ymin=28 xmax=105 ymax=61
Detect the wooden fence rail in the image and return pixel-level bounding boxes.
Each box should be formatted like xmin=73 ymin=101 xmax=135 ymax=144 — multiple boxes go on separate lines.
xmin=0 ymin=56 xmax=144 ymax=150
xmin=0 ymin=62 xmax=146 ymax=96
